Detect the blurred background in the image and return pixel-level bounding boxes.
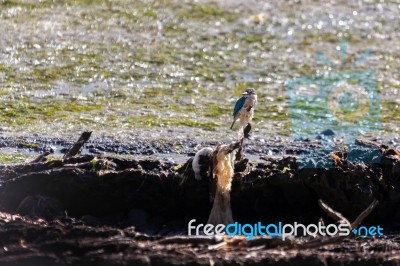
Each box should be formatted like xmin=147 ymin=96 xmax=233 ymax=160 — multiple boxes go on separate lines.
xmin=0 ymin=0 xmax=399 ymax=151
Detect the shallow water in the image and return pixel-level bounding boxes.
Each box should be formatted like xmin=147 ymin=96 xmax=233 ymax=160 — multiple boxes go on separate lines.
xmin=0 ymin=0 xmax=399 ymax=162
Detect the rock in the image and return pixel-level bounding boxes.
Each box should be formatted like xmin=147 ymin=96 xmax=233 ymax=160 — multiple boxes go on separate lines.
xmin=316 ymin=129 xmax=335 ymax=140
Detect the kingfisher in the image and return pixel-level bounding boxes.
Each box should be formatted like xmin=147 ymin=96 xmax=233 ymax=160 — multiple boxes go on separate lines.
xmin=230 ymin=88 xmax=257 ymax=130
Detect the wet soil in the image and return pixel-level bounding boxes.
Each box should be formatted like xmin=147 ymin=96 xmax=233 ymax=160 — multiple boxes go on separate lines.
xmin=0 ymin=212 xmax=399 ymax=266
xmin=0 ymin=135 xmax=400 ymax=265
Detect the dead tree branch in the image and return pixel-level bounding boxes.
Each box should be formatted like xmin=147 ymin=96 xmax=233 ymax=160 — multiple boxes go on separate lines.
xmin=296 ymin=199 xmax=379 ymax=250
xmin=318 ymin=199 xmax=351 ymax=227
xmin=63 ymin=131 xmax=92 ymax=159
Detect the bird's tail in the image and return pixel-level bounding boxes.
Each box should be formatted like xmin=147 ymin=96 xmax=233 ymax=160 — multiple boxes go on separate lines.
xmin=230 ymin=120 xmax=236 ymax=129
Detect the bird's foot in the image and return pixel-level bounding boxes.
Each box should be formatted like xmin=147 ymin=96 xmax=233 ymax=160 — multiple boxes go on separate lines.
xmin=244 ymin=132 xmax=253 ymax=140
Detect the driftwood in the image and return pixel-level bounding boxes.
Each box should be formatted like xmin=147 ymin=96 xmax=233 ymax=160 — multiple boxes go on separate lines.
xmin=294 ymin=199 xmax=379 ymax=250
xmin=318 ymin=199 xmax=351 ymax=227
xmin=207 ymin=141 xmax=241 ymax=225
xmin=63 ymin=131 xmax=92 ymax=159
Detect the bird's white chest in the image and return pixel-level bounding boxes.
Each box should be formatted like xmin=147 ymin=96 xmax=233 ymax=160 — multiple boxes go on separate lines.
xmin=239 ymin=96 xmax=256 ymax=121
xmin=239 ymin=107 xmax=254 ymax=121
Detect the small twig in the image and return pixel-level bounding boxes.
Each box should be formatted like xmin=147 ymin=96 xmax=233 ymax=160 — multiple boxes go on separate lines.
xmin=351 ymin=199 xmax=379 ymax=229
xmin=318 ymin=199 xmax=350 ymax=227
xmin=295 ymin=199 xmax=379 ymax=250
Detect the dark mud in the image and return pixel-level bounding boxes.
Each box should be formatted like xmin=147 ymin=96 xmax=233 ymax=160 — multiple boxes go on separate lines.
xmin=2 ymin=133 xmax=398 ymax=163
xmin=0 ymin=137 xmax=400 ymax=265
xmin=0 ymin=212 xmax=399 ymax=266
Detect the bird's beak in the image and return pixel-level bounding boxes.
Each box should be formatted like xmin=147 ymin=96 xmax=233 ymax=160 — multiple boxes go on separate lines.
xmin=242 ymin=92 xmax=248 ymax=95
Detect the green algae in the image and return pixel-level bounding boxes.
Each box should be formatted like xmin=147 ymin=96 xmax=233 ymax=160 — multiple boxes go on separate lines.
xmin=0 ymin=153 xmax=34 ymax=164
xmin=0 ymin=0 xmax=398 ymax=138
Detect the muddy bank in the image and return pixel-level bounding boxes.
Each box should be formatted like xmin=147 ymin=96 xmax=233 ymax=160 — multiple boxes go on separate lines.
xmin=0 ymin=136 xmax=400 ymax=264
xmin=0 ymin=134 xmax=312 ymax=157
xmin=1 ymin=142 xmax=400 ymax=229
xmin=3 ymin=133 xmax=398 ymax=164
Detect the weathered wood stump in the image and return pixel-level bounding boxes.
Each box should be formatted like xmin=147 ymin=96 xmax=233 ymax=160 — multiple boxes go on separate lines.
xmin=207 ymin=142 xmax=240 ymax=225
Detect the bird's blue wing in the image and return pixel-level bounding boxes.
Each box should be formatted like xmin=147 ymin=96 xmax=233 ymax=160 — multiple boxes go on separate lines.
xmin=233 ymin=97 xmax=246 ymax=117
